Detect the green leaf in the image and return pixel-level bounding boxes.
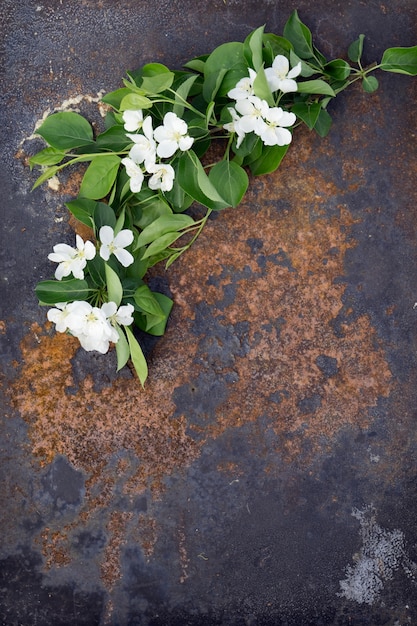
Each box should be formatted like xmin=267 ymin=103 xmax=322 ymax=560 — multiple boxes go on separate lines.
xmin=95 ymin=126 xmax=132 ymax=152
xmin=262 ymin=33 xmax=293 ymax=63
xmin=362 ymin=75 xmax=379 ymax=93
xmin=131 ymin=191 xmax=173 ymax=229
xmin=248 ymin=144 xmax=289 ymax=176
xmin=283 ymin=10 xmax=314 ymax=60
xmin=140 ymin=63 xmax=175 ymax=93
xmin=290 ymin=50 xmax=318 ymax=77
xmin=36 ymin=112 xmax=94 ymax=150
xmin=296 ymin=79 xmax=335 ymax=96
xmin=79 ymin=155 xmax=121 ymax=200
xmin=93 ymin=201 xmax=117 ymax=230
xmin=105 ymin=263 xmax=123 ymax=306
xmin=125 ymin=326 xmax=148 ymax=387
xmin=101 ymin=88 xmax=132 ymax=109
xmin=141 ymin=231 xmax=184 ymax=259
xmin=87 ymin=254 xmax=106 ymax=287
xmin=203 ymin=68 xmax=228 ymax=102
xmin=115 ymin=326 xmax=130 ymax=371
xmin=35 ymin=279 xmax=92 ymax=305
xmin=139 ymin=292 xmax=173 ymax=336
xmin=381 ymin=46 xmax=417 ymax=75
xmin=119 ymin=93 xmax=153 ymax=111
xmin=177 ymin=150 xmax=230 ymax=211
xmin=183 ymin=56 xmax=207 ymax=73
xmin=203 ymin=41 xmax=247 ymax=101
xmin=31 ymin=166 xmax=59 ymax=190
xmin=29 ymin=147 xmax=67 ymax=168
xmin=208 ymin=160 xmax=248 ymax=207
xmin=136 ymin=214 xmax=195 ymax=248
xmin=313 ymin=108 xmax=332 ymax=137
xmin=324 ymin=59 xmax=351 ymax=81
xmin=173 ymin=74 xmax=199 ymax=117
xmin=244 ymin=26 xmax=265 ymax=71
xmin=348 ymin=34 xmax=365 ymax=63
xmin=253 ymin=65 xmax=274 ymax=106
xmin=134 ymin=284 xmax=165 ymax=317
xmin=291 ymin=102 xmax=321 ymax=130
xmin=65 ymin=198 xmax=96 ymax=228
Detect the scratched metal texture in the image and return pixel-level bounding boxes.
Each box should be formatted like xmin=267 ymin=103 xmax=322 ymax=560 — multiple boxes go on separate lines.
xmin=1 ymin=1 xmax=417 ymax=625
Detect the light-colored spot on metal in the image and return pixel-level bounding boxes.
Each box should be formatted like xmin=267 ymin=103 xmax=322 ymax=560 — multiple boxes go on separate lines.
xmin=339 ymin=505 xmax=417 ymax=605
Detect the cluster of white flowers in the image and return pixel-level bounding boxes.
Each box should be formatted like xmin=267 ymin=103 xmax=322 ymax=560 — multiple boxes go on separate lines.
xmin=47 ymin=300 xmax=134 ymax=354
xmin=48 ymin=227 xmax=134 ymax=281
xmin=46 ymin=228 xmax=136 ymax=353
xmin=121 ymin=111 xmax=194 ymax=194
xmin=224 ymin=55 xmax=301 ymax=149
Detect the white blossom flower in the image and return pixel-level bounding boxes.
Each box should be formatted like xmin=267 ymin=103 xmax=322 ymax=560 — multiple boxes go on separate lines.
xmin=47 ymin=302 xmax=72 ymax=333
xmin=235 ymin=95 xmax=268 ymax=136
xmin=154 ymin=112 xmax=194 ymax=158
xmin=48 ymin=234 xmax=96 ymax=280
xmin=223 ymin=107 xmax=246 ymax=148
xmin=259 ymin=107 xmax=296 ymax=146
xmin=265 ymin=55 xmax=302 ymax=93
xmin=122 ymin=109 xmax=144 ymax=132
xmin=101 ymin=302 xmax=135 ymax=327
xmin=227 ymin=68 xmax=257 ymax=100
xmin=99 ymin=226 xmax=134 ymax=267
xmin=147 ymin=162 xmax=175 ymax=192
xmin=64 ymin=300 xmax=118 ymax=354
xmin=121 ymin=157 xmax=145 ymax=193
xmin=126 ymin=116 xmax=156 ymax=171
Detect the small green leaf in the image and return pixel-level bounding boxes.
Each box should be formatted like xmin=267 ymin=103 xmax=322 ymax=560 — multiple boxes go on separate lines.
xmin=79 ymin=155 xmax=121 ymax=200
xmin=296 ymin=79 xmax=335 ymax=96
xmin=141 ymin=231 xmax=184 ymax=259
xmin=87 ymin=255 xmax=106 ymax=287
xmin=324 ymin=59 xmax=351 ymax=81
xmin=115 ymin=326 xmax=130 ymax=371
xmin=119 ymin=93 xmax=153 ymax=111
xmin=36 ymin=111 xmax=94 ymax=150
xmin=291 ymin=102 xmax=321 ymax=130
xmin=65 ymin=198 xmax=96 ymax=228
xmin=253 ymin=65 xmax=275 ymax=106
xmin=183 ymin=56 xmax=207 ymax=73
xmin=313 ymin=108 xmax=332 ymax=137
xmin=105 ymin=263 xmax=123 ymax=306
xmin=94 ymin=201 xmax=117 ymax=230
xmin=140 ymin=63 xmax=175 ymax=93
xmin=29 ymin=147 xmax=67 ymax=168
xmin=348 ymin=34 xmax=365 ymax=63
xmin=381 ymin=46 xmax=417 ymax=75
xmin=95 ymin=126 xmax=132 ymax=152
xmin=248 ymin=144 xmax=289 ymax=176
xmin=173 ymin=74 xmax=199 ymax=117
xmin=135 ymin=292 xmax=173 ymax=335
xmin=208 ymin=160 xmax=249 ymax=208
xmin=32 ymin=166 xmax=59 ymax=190
xmin=244 ymin=26 xmax=265 ymax=71
xmin=136 ymin=214 xmax=195 ymax=248
xmin=283 ymin=10 xmax=314 ymax=60
xmin=362 ymin=75 xmax=379 ymax=93
xmin=134 ymin=285 xmax=165 ymax=317
xmin=177 ymin=150 xmax=230 ymax=211
xmin=35 ymin=279 xmax=92 ymax=305
xmin=125 ymin=326 xmax=148 ymax=387
xmin=101 ymin=88 xmax=132 ymax=109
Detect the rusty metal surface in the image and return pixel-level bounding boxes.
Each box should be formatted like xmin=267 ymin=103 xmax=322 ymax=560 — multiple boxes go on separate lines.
xmin=2 ymin=1 xmax=417 ymax=624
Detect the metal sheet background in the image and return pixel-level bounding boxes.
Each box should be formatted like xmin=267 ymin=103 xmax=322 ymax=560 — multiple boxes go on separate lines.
xmin=1 ymin=1 xmax=417 ymax=624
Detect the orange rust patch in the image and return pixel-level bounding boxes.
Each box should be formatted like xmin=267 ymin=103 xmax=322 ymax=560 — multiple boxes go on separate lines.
xmin=0 ymin=320 xmax=6 ymax=334
xmin=8 ymin=137 xmax=392 ymax=587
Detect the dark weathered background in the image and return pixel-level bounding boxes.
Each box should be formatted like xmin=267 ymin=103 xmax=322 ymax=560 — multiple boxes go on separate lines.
xmin=2 ymin=1 xmax=417 ymax=624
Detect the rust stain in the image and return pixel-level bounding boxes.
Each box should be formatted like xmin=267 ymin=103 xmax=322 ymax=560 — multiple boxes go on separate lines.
xmin=8 ymin=126 xmax=393 ymax=590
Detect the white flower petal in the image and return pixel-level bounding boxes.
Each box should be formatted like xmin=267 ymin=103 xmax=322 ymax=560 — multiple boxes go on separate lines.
xmin=114 ymin=248 xmax=134 ymax=267
xmin=99 ymin=225 xmax=114 ymax=245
